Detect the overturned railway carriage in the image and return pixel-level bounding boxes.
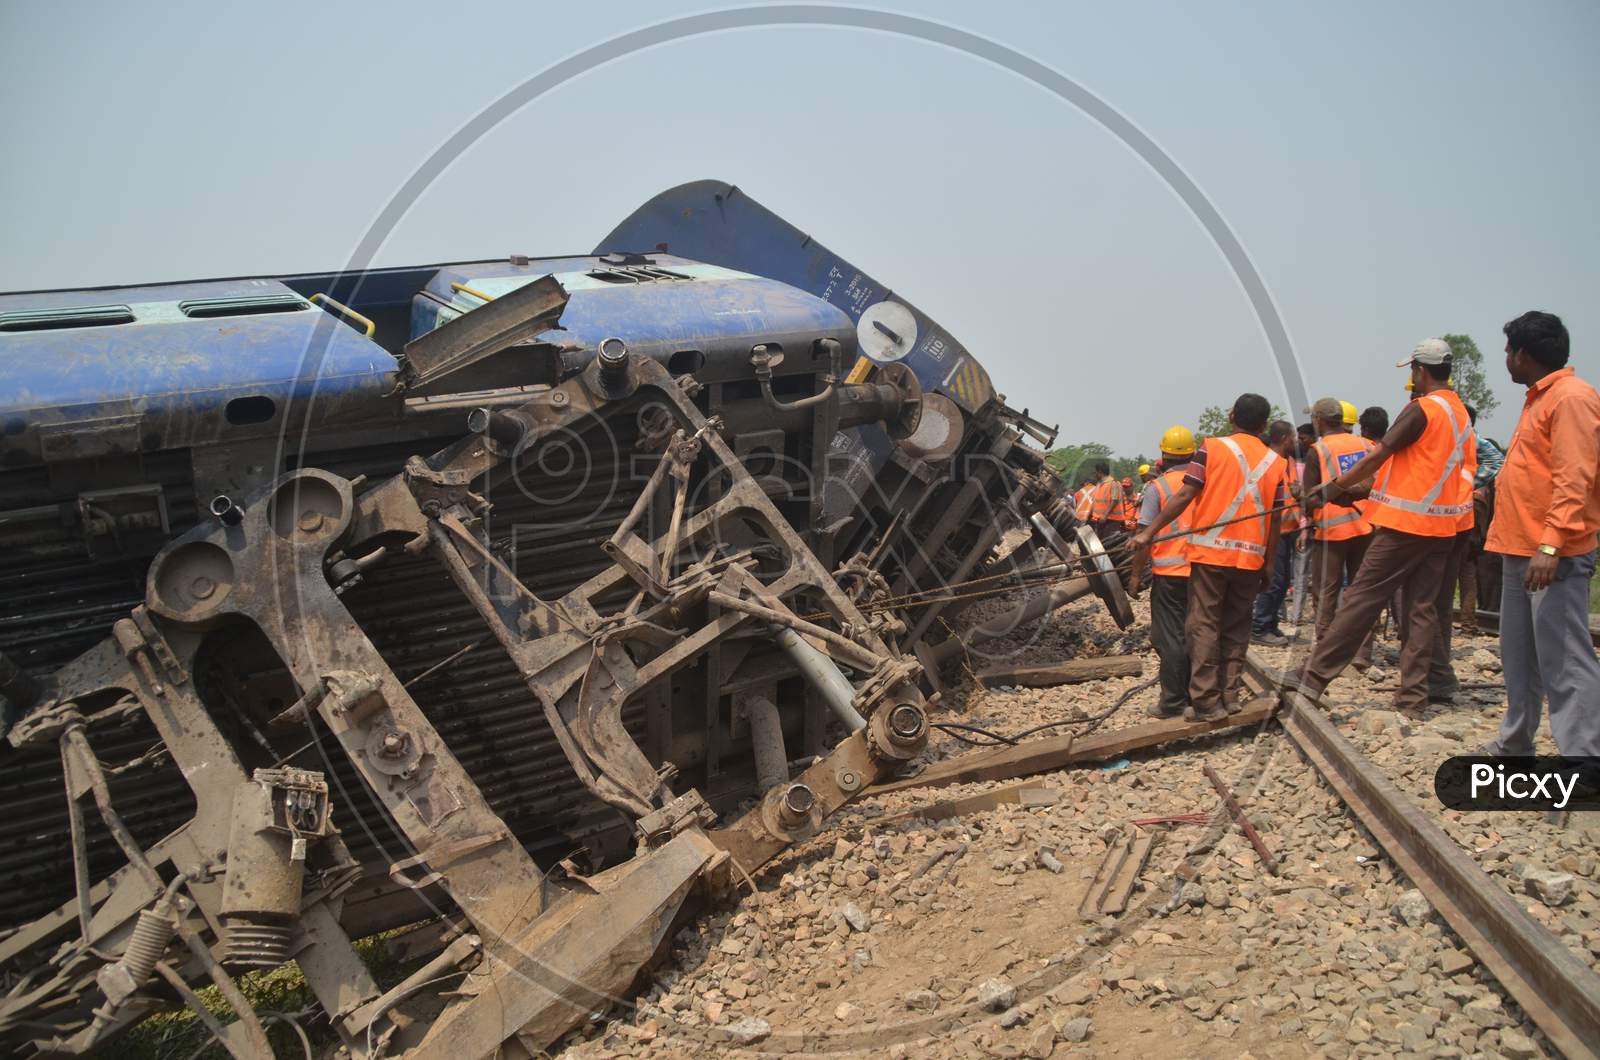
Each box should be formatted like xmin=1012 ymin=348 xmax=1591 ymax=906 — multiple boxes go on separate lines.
xmin=0 ymin=184 xmax=1109 ymax=1057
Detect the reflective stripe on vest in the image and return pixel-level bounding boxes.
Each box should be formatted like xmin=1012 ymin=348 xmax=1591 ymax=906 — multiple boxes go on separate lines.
xmin=1188 ymin=438 xmax=1277 ymax=558
xmin=1279 ymin=461 xmax=1302 ymax=533
xmin=1311 ymin=435 xmax=1374 ymax=541
xmin=1090 ymin=479 xmax=1124 ymax=522
xmin=1148 ymin=468 xmax=1192 ymax=576
xmin=1369 ymin=394 xmax=1476 ymax=523
xmin=1319 ymin=510 xmax=1365 ymax=529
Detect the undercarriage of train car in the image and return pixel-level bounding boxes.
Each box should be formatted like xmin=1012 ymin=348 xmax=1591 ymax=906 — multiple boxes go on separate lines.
xmin=0 ymin=197 xmax=1129 ymax=1059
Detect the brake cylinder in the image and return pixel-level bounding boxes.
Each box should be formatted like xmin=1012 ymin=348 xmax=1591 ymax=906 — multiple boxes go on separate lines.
xmin=218 ymin=768 xmax=330 ymax=970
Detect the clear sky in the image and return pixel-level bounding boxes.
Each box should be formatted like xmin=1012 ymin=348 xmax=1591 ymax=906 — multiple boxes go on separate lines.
xmin=3 ymin=1 xmax=1596 ymax=454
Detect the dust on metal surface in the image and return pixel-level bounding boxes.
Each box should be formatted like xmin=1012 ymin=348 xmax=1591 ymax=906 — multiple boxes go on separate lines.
xmin=0 ymin=186 xmax=1128 ymax=1058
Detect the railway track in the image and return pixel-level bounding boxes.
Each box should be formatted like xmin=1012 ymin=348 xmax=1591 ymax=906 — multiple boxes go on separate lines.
xmin=1244 ymin=653 xmax=1600 ymax=1060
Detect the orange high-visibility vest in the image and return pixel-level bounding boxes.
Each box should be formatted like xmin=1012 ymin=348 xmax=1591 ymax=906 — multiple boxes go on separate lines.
xmin=1120 ymin=489 xmax=1139 ymax=529
xmin=1311 ymin=434 xmax=1375 ymax=542
xmin=1089 ymin=478 xmax=1124 ymax=523
xmin=1279 ymin=459 xmax=1302 ymax=534
xmin=1368 ymin=391 xmax=1477 ymax=538
xmin=1074 ymin=486 xmax=1093 ymax=522
xmin=1185 ymin=434 xmax=1287 ymax=571
xmin=1147 ymin=467 xmax=1192 ymax=578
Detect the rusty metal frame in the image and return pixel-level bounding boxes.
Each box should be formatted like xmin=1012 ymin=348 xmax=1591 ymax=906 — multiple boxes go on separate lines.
xmin=3 ymin=342 xmax=931 ymax=1058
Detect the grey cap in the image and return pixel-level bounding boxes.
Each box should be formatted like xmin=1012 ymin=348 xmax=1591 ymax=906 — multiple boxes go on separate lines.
xmin=1397 ymin=338 xmax=1452 ymax=367
xmin=1309 ymin=397 xmax=1343 ymax=421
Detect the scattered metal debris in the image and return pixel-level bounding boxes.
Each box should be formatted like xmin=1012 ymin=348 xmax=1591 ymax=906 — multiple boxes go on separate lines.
xmin=1078 ymin=826 xmax=1156 ymax=919
xmin=1201 ymin=763 xmax=1279 ymax=875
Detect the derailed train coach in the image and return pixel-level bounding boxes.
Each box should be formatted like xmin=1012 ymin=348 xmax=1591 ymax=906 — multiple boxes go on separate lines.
xmin=0 ymin=183 xmax=1117 ymax=1057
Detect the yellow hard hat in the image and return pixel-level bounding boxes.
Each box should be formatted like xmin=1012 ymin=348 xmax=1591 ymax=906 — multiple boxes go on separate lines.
xmin=1159 ymin=425 xmax=1197 ymax=456
xmin=1339 ymin=400 xmax=1358 ymax=425
xmin=1137 ymin=463 xmax=1151 ymax=476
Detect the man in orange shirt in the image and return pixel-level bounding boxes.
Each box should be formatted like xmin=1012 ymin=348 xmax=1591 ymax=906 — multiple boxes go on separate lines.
xmin=1131 ymin=394 xmax=1287 ymax=721
xmin=1298 ymin=340 xmax=1476 ymax=710
xmin=1481 ymin=311 xmax=1600 ymax=757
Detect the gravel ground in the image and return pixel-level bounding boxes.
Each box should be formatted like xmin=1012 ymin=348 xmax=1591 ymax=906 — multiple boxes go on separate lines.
xmin=554 ymin=581 xmax=1598 ymax=1059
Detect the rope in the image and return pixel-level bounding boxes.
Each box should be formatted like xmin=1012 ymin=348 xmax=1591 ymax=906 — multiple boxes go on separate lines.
xmin=932 ymin=677 xmax=1159 ymax=746
xmin=805 ymin=497 xmax=1306 ymax=623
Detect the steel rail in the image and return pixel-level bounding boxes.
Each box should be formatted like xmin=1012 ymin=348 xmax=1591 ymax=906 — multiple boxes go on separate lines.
xmin=1244 ymin=653 xmax=1600 ymax=1060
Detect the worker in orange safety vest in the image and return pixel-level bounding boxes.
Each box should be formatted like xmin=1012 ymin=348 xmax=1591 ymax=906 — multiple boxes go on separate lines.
xmin=1299 ymin=339 xmax=1476 ymax=710
xmin=1131 ymin=395 xmax=1289 ymax=720
xmin=1299 ymin=397 xmax=1378 ymax=669
xmin=1078 ymin=460 xmax=1126 ymax=537
xmin=1118 ymin=476 xmax=1139 ymax=529
xmin=1129 ymin=426 xmax=1199 ymax=717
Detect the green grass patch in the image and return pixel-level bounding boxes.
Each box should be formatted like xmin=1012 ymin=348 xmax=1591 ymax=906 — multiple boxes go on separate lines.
xmin=103 ymin=930 xmax=415 ymax=1060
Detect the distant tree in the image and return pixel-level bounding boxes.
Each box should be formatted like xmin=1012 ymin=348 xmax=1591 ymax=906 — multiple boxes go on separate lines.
xmin=1440 ymin=333 xmax=1500 ymax=419
xmin=1195 ymin=403 xmax=1288 ymax=440
xmin=1195 ymin=406 xmax=1230 ymax=439
xmin=1111 ymin=454 xmax=1151 ymax=481
xmin=1046 ymin=442 xmax=1112 ymax=483
xmin=1046 ymin=445 xmax=1152 ymax=487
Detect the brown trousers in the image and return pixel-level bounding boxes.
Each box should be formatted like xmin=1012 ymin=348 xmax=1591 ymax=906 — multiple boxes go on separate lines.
xmin=1457 ymin=545 xmax=1479 ymax=629
xmin=1187 ymin=562 xmax=1263 ymax=713
xmin=1303 ymin=527 xmax=1452 ymax=710
xmin=1310 ymin=535 xmax=1375 ymax=667
xmin=1396 ymin=530 xmax=1470 ymax=698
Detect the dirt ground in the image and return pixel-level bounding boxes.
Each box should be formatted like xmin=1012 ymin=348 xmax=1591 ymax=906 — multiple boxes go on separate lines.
xmin=554 ymin=582 xmax=1600 ymax=1059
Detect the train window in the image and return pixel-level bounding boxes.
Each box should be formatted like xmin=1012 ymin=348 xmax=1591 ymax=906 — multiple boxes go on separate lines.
xmin=0 ymin=304 xmax=134 ymax=332
xmin=225 ymin=395 xmax=277 ymax=425
xmin=180 ymin=294 xmax=308 ymax=319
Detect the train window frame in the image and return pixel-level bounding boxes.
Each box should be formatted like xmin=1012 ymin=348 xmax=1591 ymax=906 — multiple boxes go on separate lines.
xmin=179 ymin=294 xmax=309 ymax=319
xmin=0 ymin=304 xmax=135 ymax=332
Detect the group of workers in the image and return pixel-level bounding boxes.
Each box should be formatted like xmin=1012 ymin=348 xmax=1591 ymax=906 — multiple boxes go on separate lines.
xmin=1071 ymin=311 xmax=1600 ymax=758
